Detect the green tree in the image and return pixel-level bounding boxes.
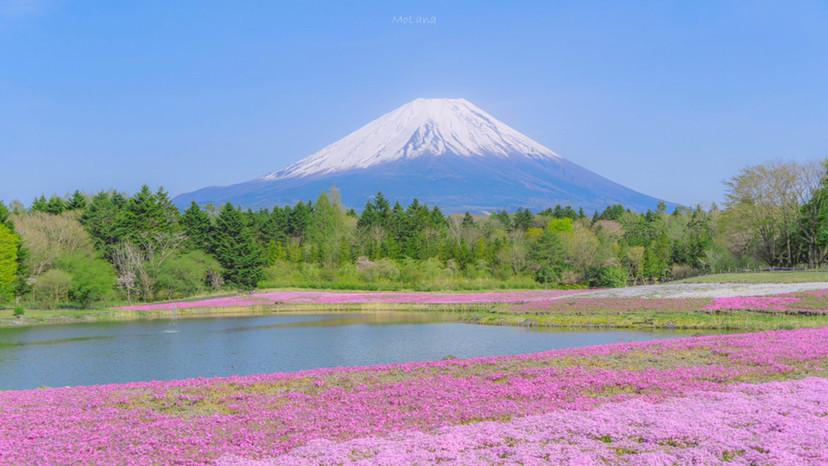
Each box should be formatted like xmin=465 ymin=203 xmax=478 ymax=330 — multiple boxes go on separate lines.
xmin=643 ymin=232 xmax=671 ymax=280
xmin=67 ymin=190 xmax=88 ymax=211
xmin=797 ymin=159 xmax=828 ymax=268
xmin=527 ymin=228 xmax=566 ymax=283
xmin=56 ymin=252 xmax=115 ymax=307
xmin=154 ymin=250 xmax=219 ymax=299
xmin=33 ymin=268 xmax=70 ymax=309
xmin=306 ymin=189 xmax=348 ymax=267
xmin=181 ymin=201 xmax=213 ymax=252
xmin=493 ymin=210 xmax=512 ymax=231
xmin=80 ymin=191 xmax=128 ymax=257
xmin=461 ymin=212 xmax=475 ymax=229
xmin=595 ymin=204 xmax=626 ymax=222
xmin=0 ymin=201 xmax=28 ymax=297
xmin=547 ymin=218 xmax=574 ymax=234
xmin=117 ymin=185 xmax=180 ymax=244
xmin=287 ymin=201 xmax=312 ymax=239
xmin=0 ymin=224 xmax=18 ymax=301
xmin=265 ymin=240 xmax=286 ymax=265
xmin=213 ymin=203 xmax=264 ymax=289
xmin=723 ymin=161 xmax=810 ymax=267
xmin=513 ymin=208 xmax=533 ymax=232
xmin=30 ymin=195 xmax=48 ymax=213
xmin=44 ymin=195 xmax=66 ymax=215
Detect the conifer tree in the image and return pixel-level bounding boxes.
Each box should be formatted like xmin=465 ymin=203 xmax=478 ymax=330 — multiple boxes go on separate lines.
xmin=44 ymin=195 xmax=66 ymax=215
xmin=67 ymin=190 xmax=88 ymax=211
xmin=213 ymin=203 xmax=264 ymax=289
xmin=528 ymin=227 xmax=567 ymax=283
xmin=181 ymin=201 xmax=213 ymax=252
xmin=461 ymin=212 xmax=475 ymax=228
xmin=30 ymin=195 xmax=48 ymax=213
xmin=80 ymin=191 xmax=124 ymax=257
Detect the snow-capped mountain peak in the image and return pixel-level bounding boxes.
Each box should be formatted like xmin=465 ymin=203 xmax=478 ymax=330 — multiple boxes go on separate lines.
xmin=262 ymin=98 xmax=560 ymax=180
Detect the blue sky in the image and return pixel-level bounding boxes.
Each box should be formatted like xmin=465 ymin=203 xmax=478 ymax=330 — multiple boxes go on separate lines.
xmin=2 ymin=0 xmax=826 ymax=209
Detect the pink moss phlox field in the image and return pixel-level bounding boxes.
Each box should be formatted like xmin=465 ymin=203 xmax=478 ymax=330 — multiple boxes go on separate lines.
xmin=2 ymin=328 xmax=827 ymax=464
xmin=702 ymin=296 xmax=802 ymax=312
xmin=222 ymin=377 xmax=828 ymax=465
xmin=511 ymin=289 xmax=828 ymax=315
xmin=703 ymin=290 xmax=828 ymax=313
xmin=509 ymin=296 xmax=710 ymax=314
xmin=119 ymin=290 xmax=593 ymax=311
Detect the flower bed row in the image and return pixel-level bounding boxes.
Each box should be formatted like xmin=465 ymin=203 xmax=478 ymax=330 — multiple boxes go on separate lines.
xmin=1 ymin=327 xmax=826 ymax=464
xmin=119 ymin=290 xmax=592 ymax=311
xmin=120 ymin=288 xmax=828 ymax=315
xmin=702 ymin=289 xmax=828 ymax=313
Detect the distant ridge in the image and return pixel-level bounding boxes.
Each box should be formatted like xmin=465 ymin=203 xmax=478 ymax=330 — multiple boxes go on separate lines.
xmin=174 ymin=98 xmax=674 ymax=213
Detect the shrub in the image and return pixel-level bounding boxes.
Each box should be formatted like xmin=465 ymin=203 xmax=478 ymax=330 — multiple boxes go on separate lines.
xmin=357 ymin=257 xmax=400 ymax=282
xmin=585 ymin=266 xmax=628 ymax=288
xmin=33 ymin=269 xmax=71 ymax=309
xmin=13 ymin=306 xmax=24 ymax=317
xmin=155 ymin=251 xmax=219 ymax=299
xmin=56 ymin=252 xmax=116 ymax=307
xmin=670 ymin=264 xmax=697 ymax=281
xmin=534 ymin=265 xmax=559 ymax=284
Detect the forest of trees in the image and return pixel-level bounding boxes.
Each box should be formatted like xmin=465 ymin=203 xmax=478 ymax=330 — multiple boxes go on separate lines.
xmin=1 ymin=159 xmax=826 ymax=309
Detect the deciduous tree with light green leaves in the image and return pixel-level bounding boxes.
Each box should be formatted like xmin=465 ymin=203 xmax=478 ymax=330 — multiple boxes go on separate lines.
xmin=0 ymin=223 xmax=19 ymax=301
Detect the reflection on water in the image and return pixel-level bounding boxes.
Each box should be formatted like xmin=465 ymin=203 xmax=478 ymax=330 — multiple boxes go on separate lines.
xmin=0 ymin=312 xmax=720 ymax=390
xmin=222 ymin=312 xmax=462 ymax=332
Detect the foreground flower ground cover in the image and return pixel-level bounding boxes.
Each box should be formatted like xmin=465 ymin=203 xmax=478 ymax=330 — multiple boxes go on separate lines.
xmin=1 ymin=327 xmax=827 ymax=464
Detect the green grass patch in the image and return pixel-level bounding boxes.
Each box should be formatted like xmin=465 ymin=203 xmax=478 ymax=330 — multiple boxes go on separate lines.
xmin=467 ymin=309 xmax=828 ymax=331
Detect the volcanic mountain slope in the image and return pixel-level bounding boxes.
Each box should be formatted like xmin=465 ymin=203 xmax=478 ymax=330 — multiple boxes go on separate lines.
xmin=174 ymin=98 xmax=672 ymax=213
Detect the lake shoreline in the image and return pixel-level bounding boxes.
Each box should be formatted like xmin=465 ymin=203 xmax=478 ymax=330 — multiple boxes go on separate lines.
xmin=3 ymin=283 xmax=827 ymax=330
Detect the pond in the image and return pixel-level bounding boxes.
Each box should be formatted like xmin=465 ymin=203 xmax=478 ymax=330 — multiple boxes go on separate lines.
xmin=0 ymin=313 xmax=719 ymax=390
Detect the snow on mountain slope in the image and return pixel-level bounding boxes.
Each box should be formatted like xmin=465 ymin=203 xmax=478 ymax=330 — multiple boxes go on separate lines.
xmin=174 ymin=97 xmax=675 ymax=213
xmin=262 ymin=98 xmax=560 ymax=180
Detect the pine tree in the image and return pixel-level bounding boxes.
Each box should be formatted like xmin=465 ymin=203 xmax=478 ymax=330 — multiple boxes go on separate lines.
xmin=213 ymin=203 xmax=264 ymax=289
xmin=357 ymin=201 xmax=380 ymax=230
xmin=374 ymin=192 xmax=391 ymax=227
xmin=117 ymin=185 xmax=176 ymax=242
xmin=30 ymin=195 xmax=48 ymax=213
xmin=527 ymin=228 xmax=566 ymax=283
xmin=181 ymin=201 xmax=213 ymax=252
xmin=513 ymin=208 xmax=533 ymax=232
xmin=461 ymin=212 xmax=475 ymax=228
xmin=288 ymin=201 xmax=311 ymax=238
xmin=80 ymin=191 xmax=124 ymax=257
xmin=44 ymin=196 xmax=66 ymax=215
xmin=67 ymin=190 xmax=88 ymax=211
xmin=494 ymin=210 xmax=512 ymax=231
xmin=429 ymin=206 xmax=446 ymax=228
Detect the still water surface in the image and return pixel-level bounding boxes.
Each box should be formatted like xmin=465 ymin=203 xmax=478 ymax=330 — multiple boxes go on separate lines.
xmin=0 ymin=313 xmax=715 ymax=390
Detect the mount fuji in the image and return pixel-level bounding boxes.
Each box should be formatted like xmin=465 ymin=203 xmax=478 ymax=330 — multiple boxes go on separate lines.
xmin=174 ymin=98 xmax=672 ymax=213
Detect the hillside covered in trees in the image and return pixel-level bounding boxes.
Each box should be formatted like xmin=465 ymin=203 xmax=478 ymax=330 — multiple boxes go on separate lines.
xmin=0 ymin=159 xmax=826 ymax=309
